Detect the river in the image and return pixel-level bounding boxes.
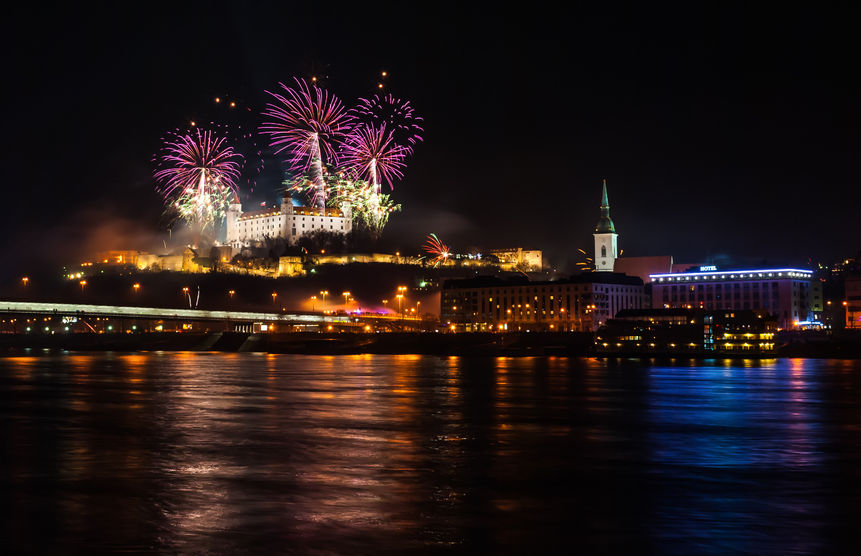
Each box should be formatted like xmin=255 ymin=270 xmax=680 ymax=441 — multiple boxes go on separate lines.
xmin=2 ymin=353 xmax=859 ymax=554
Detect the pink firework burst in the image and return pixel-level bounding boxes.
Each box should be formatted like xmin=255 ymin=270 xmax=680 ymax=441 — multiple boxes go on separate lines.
xmin=340 ymin=123 xmax=407 ymax=191
xmin=260 ymin=78 xmax=353 ymax=208
xmin=260 ymin=78 xmax=353 ymax=171
xmin=352 ymin=93 xmax=423 ymax=154
xmin=423 ymin=233 xmax=451 ymax=267
xmin=153 ymin=128 xmax=243 ymax=200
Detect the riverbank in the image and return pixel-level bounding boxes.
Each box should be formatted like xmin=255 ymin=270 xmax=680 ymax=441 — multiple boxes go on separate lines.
xmin=0 ymin=331 xmax=594 ymax=356
xmin=2 ymin=331 xmax=861 ymax=357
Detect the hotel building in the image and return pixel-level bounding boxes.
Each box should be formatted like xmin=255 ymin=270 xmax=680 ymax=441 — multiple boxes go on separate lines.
xmin=649 ymin=268 xmax=814 ymax=329
xmin=441 ymin=273 xmax=645 ymax=332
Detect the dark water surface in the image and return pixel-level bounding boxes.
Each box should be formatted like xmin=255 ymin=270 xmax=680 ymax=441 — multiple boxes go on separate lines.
xmin=2 ymin=354 xmax=861 ymax=554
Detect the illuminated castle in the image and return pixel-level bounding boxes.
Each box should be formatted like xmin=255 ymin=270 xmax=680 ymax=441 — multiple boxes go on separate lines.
xmin=225 ymin=196 xmax=352 ymax=249
xmin=593 ymin=179 xmax=618 ymax=272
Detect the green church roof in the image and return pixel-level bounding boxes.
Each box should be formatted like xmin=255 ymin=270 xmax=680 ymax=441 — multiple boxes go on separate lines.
xmin=595 ymin=179 xmax=616 ymax=233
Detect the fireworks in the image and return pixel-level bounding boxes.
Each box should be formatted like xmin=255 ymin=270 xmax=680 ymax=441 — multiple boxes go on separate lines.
xmin=423 ymin=233 xmax=451 ymax=267
xmin=153 ymin=128 xmax=243 ymax=228
xmin=351 ymin=93 xmax=423 ymax=154
xmin=328 ymin=178 xmax=402 ymax=238
xmin=172 ymin=182 xmax=235 ymax=226
xmin=575 ymin=248 xmax=594 ymax=270
xmin=340 ymin=123 xmax=407 ymax=191
xmin=284 ymin=164 xmax=346 ymax=210
xmin=288 ymin=171 xmax=402 ymax=238
xmin=152 ymin=79 xmax=423 ymax=242
xmin=260 ymin=78 xmax=354 ymax=209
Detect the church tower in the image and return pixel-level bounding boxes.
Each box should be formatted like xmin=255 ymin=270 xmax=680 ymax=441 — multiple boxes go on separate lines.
xmin=593 ymin=179 xmax=618 ymax=272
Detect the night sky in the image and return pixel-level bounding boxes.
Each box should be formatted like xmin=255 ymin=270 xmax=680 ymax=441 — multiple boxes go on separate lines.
xmin=3 ymin=3 xmax=860 ymax=275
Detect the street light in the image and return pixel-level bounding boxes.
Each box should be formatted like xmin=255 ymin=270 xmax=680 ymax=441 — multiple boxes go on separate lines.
xmin=272 ymin=292 xmax=278 ymax=307
xmin=79 ymin=280 xmax=87 ymax=294
xmin=182 ymin=286 xmax=190 ymax=308
xmin=311 ymin=295 xmax=317 ymax=311
xmin=396 ymin=286 xmax=407 ymax=317
xmin=133 ymin=283 xmax=140 ymax=294
xmin=342 ymin=291 xmax=351 ymax=310
xmin=21 ymin=276 xmax=29 ymax=286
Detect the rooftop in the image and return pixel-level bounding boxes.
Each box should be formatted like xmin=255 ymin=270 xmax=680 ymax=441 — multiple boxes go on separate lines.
xmin=650 ymin=268 xmax=813 ymax=282
xmin=443 ymin=272 xmax=644 ymax=290
xmin=237 ymin=204 xmax=346 ymax=220
xmin=238 ymin=208 xmax=281 ymax=220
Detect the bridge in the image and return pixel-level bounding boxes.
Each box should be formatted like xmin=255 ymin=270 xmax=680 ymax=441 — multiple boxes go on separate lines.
xmin=0 ymin=300 xmax=352 ymax=333
xmin=0 ymin=300 xmax=432 ymax=333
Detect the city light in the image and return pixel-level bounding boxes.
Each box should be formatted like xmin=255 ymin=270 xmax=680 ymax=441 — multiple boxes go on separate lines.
xmin=651 ymin=268 xmax=814 ymax=281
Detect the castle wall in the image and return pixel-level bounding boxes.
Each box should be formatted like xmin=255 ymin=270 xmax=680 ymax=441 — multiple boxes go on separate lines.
xmin=225 ymin=200 xmax=352 ymax=249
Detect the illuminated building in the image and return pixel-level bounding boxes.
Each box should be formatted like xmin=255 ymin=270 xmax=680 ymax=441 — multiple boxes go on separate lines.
xmin=95 ymin=250 xmax=139 ymax=266
xmin=593 ymin=180 xmax=618 ymax=272
xmin=595 ymin=308 xmax=777 ymax=354
xmin=487 ymin=248 xmax=544 ymax=272
xmin=649 ymin=268 xmax=814 ymax=329
xmin=441 ymin=273 xmax=644 ymax=332
xmin=225 ymin=195 xmax=352 ymax=249
xmin=846 ymin=273 xmax=861 ymax=329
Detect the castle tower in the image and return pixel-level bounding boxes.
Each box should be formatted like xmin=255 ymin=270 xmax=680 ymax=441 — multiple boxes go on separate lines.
xmin=225 ymin=199 xmax=243 ymax=247
xmin=593 ymin=179 xmax=618 ymax=272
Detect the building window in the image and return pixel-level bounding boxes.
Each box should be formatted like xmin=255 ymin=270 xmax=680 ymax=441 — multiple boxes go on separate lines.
xmin=601 ymin=245 xmax=607 ymax=257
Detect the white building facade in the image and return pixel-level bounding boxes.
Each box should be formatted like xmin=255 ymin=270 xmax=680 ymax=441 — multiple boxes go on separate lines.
xmin=225 ymin=197 xmax=352 ymax=249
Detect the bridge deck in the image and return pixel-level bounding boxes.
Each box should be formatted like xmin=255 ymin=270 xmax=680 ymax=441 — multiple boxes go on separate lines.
xmin=0 ymin=300 xmax=351 ymax=324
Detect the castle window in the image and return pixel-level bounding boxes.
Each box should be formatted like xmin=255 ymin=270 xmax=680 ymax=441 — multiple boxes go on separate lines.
xmin=601 ymin=245 xmax=607 ymax=257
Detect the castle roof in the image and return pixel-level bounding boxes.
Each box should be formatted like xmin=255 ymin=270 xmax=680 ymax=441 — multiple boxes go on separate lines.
xmin=238 ymin=208 xmax=280 ymax=219
xmin=236 ymin=204 xmax=345 ymax=220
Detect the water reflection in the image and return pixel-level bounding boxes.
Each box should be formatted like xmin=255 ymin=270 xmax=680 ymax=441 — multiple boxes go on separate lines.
xmin=1 ymin=354 xmax=859 ymax=553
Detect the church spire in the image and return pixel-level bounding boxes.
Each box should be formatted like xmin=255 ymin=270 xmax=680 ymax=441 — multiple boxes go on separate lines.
xmin=595 ymin=179 xmax=615 ymax=233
